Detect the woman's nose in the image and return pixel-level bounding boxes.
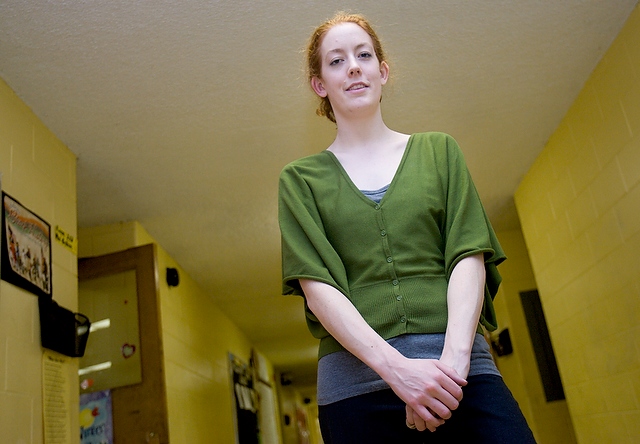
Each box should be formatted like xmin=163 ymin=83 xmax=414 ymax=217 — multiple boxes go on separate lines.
xmin=348 ymin=58 xmax=361 ymax=75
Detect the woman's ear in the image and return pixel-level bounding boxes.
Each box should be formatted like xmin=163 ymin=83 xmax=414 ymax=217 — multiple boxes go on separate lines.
xmin=379 ymin=61 xmax=390 ymax=85
xmin=311 ymin=76 xmax=328 ymax=97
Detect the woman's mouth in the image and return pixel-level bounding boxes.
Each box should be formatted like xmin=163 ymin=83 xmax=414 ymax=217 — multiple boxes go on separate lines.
xmin=346 ymin=83 xmax=368 ymax=91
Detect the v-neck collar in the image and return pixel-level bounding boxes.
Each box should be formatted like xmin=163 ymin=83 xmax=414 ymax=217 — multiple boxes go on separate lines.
xmin=323 ymin=134 xmax=415 ymax=207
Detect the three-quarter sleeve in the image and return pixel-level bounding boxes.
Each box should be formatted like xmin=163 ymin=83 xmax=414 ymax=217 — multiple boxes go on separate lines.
xmin=278 ymin=161 xmax=349 ymax=339
xmin=440 ymin=135 xmax=506 ymax=331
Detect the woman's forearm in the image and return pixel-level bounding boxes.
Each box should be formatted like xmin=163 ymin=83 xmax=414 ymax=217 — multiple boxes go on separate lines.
xmin=299 ymin=279 xmax=405 ymax=377
xmin=440 ymin=253 xmax=486 ymax=379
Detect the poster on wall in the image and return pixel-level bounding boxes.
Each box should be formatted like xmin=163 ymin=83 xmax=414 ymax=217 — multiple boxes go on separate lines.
xmin=1 ymin=192 xmax=51 ymax=297
xmin=80 ymin=389 xmax=113 ymax=444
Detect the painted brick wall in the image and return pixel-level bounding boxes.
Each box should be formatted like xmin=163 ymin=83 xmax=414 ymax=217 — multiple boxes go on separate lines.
xmin=0 ymin=77 xmax=78 ymax=444
xmin=515 ymin=5 xmax=640 ymax=442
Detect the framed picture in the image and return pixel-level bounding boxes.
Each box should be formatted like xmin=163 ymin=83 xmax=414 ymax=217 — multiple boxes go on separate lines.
xmin=1 ymin=192 xmax=52 ymax=297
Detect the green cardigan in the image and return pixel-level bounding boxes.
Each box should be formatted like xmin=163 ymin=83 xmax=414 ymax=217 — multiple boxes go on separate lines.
xmin=278 ymin=132 xmax=505 ymax=358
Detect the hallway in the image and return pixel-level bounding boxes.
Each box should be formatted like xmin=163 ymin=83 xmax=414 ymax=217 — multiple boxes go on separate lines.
xmin=1 ymin=1 xmax=639 ymax=443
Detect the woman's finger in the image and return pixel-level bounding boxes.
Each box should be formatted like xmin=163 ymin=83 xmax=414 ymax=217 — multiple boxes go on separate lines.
xmin=411 ymin=404 xmax=445 ymax=432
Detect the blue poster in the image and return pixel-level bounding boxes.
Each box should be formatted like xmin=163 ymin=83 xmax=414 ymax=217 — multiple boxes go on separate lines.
xmin=79 ymin=389 xmax=113 ymax=444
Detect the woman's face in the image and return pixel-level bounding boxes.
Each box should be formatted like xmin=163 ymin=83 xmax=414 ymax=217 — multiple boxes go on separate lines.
xmin=311 ymin=22 xmax=389 ymax=121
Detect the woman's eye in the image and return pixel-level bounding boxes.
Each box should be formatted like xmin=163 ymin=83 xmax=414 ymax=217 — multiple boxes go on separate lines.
xmin=359 ymin=52 xmax=372 ymax=58
xmin=329 ymin=58 xmax=342 ymax=66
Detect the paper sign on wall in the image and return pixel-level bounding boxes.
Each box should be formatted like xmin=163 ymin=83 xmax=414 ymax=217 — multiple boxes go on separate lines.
xmin=43 ymin=350 xmax=71 ymax=444
xmin=54 ymin=225 xmax=77 ymax=254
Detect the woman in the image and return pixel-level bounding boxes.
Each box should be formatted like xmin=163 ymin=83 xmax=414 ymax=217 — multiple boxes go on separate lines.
xmin=278 ymin=12 xmax=536 ymax=443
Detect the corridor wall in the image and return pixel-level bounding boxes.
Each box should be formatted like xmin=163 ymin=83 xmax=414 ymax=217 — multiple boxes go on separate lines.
xmin=80 ymin=222 xmax=280 ymax=443
xmin=515 ymin=5 xmax=640 ymax=442
xmin=0 ymin=77 xmax=79 ymax=443
xmin=492 ymin=229 xmax=576 ymax=444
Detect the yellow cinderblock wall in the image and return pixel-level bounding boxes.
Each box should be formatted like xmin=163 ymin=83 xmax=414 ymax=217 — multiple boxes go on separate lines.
xmin=79 ymin=221 xmax=276 ymax=443
xmin=515 ymin=5 xmax=640 ymax=443
xmin=0 ymin=77 xmax=79 ymax=443
xmin=492 ymin=229 xmax=576 ymax=444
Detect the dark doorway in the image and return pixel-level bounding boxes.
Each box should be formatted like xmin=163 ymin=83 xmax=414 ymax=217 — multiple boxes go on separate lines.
xmin=519 ymin=289 xmax=565 ymax=402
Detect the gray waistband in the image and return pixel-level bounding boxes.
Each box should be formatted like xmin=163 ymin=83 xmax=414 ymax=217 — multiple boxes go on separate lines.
xmin=316 ymin=333 xmax=500 ymax=405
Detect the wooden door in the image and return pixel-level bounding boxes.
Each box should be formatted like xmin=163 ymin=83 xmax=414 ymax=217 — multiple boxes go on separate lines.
xmin=79 ymin=244 xmax=169 ymax=443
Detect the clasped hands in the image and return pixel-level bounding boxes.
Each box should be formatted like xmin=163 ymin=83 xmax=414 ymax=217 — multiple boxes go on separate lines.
xmin=391 ymin=358 xmax=467 ymax=433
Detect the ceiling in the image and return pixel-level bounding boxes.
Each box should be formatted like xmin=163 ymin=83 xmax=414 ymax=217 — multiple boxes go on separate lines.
xmin=1 ymin=0 xmax=637 ymax=386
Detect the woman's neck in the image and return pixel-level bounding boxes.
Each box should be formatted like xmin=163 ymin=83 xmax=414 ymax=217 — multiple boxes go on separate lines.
xmin=330 ymin=111 xmax=398 ymax=154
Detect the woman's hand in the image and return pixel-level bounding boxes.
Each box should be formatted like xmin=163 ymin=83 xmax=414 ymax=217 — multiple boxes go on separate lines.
xmin=387 ymin=357 xmax=466 ymax=432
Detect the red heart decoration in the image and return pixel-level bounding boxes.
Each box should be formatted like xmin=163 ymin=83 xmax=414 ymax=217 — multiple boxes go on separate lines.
xmin=121 ymin=343 xmax=136 ymax=359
